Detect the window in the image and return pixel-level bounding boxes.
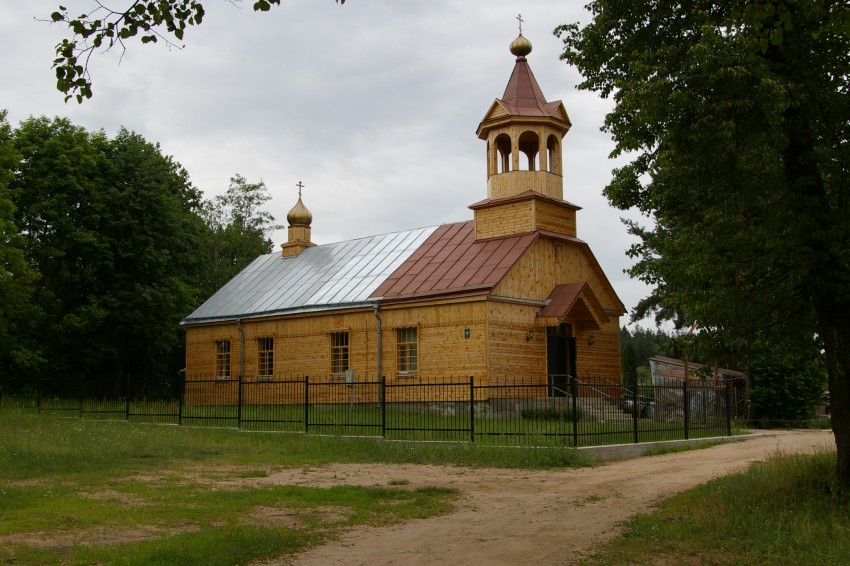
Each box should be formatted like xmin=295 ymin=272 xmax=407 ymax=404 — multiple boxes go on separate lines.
xmin=216 ymin=340 xmax=231 ymax=379
xmin=330 ymin=332 xmax=349 ymax=375
xmin=396 ymin=327 xmax=418 ymax=374
xmin=258 ymin=337 xmax=274 ymax=379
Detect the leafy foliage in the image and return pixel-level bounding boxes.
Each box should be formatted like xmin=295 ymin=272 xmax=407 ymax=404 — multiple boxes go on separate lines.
xmin=198 ymin=174 xmax=279 ymax=298
xmin=50 ymin=0 xmax=346 ymax=102
xmin=748 ymin=348 xmax=828 ymax=423
xmin=9 ymin=117 xmax=203 ymax=382
xmin=558 ymin=0 xmax=850 ymax=478
xmin=0 ymin=112 xmax=43 ymax=374
xmin=620 ymin=326 xmax=673 ymax=372
xmin=622 ymin=340 xmax=638 ymax=387
xmin=1 ymin=115 xmax=281 ymax=386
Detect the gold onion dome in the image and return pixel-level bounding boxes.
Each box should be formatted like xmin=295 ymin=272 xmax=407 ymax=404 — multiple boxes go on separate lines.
xmin=510 ymin=33 xmax=532 ymax=58
xmin=287 ymin=197 xmax=312 ymax=226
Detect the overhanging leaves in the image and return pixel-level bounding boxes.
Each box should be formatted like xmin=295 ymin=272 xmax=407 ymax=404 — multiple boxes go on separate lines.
xmin=49 ymin=0 xmax=346 ymax=103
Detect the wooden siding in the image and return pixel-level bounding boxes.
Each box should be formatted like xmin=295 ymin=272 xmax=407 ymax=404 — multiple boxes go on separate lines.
xmin=484 ymin=300 xmax=620 ymax=385
xmin=474 ymin=200 xmax=534 ymax=240
xmin=492 ymin=237 xmax=621 ymax=313
xmin=185 ymin=300 xmax=494 ymax=404
xmin=534 ymin=199 xmax=576 ymax=237
xmin=378 ymin=300 xmax=488 ymax=382
xmin=574 ymin=320 xmax=621 ymax=380
xmin=488 ymin=302 xmax=547 ymax=384
xmin=489 ymin=237 xmax=622 ymax=380
xmin=487 ymin=170 xmax=563 ymax=201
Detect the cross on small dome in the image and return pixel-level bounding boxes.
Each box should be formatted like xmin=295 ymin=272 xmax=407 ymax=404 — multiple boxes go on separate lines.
xmin=510 ymin=14 xmax=532 ymax=58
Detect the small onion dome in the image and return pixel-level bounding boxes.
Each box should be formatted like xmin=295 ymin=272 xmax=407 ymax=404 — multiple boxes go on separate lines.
xmin=286 ymin=197 xmax=312 ymax=226
xmin=510 ymin=33 xmax=532 ymax=58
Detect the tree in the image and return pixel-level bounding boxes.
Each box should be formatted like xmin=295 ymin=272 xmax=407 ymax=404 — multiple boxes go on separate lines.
xmin=95 ymin=128 xmax=207 ymax=385
xmin=748 ymin=346 xmax=827 ymax=424
xmin=50 ymin=0 xmax=345 ymax=102
xmin=620 ymin=326 xmax=673 ymax=372
xmin=10 ymin=117 xmax=207 ymax=389
xmin=622 ymin=341 xmax=638 ymax=388
xmin=558 ymin=2 xmax=850 ymax=479
xmin=11 ymin=116 xmax=111 ymax=377
xmin=198 ymin=174 xmax=279 ymax=299
xmin=0 ymin=111 xmax=43 ymax=375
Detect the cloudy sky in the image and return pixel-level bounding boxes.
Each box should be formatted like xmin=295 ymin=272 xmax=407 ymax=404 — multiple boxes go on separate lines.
xmin=1 ymin=0 xmax=657 ymax=328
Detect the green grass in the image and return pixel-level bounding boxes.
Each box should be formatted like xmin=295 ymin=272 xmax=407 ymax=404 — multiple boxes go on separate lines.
xmin=0 ymin=411 xmax=460 ymax=565
xmin=1 ymin=410 xmax=824 ymax=565
xmin=583 ymin=447 xmax=850 ymax=565
xmin=641 ymin=440 xmax=725 ymax=457
xmin=11 ymin=395 xmax=737 ymax=447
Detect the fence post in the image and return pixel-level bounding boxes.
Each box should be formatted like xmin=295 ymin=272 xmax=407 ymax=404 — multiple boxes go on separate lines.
xmin=725 ymin=381 xmax=732 ymax=436
xmin=571 ymin=375 xmax=578 ymax=447
xmin=632 ymin=379 xmax=639 ymax=444
xmin=237 ymin=371 xmax=243 ymax=429
xmin=79 ymin=375 xmax=84 ymax=418
xmin=469 ymin=376 xmax=475 ymax=443
xmin=125 ymin=374 xmax=131 ymax=421
xmin=178 ymin=371 xmax=184 ymax=426
xmin=304 ymin=376 xmax=310 ymax=434
xmin=380 ymin=375 xmax=386 ymax=438
xmin=683 ymin=378 xmax=690 ymax=440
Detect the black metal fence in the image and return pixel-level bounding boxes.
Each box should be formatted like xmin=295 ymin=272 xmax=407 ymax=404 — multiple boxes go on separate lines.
xmin=0 ymin=374 xmax=734 ymax=447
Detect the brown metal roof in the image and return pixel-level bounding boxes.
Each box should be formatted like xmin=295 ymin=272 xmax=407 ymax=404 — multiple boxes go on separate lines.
xmin=498 ymin=58 xmax=564 ymax=118
xmin=371 ymin=221 xmax=536 ymax=303
xmin=537 ymin=283 xmax=609 ymax=330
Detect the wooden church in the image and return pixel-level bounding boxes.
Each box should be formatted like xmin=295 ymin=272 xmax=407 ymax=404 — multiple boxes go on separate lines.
xmin=181 ymin=31 xmax=626 ymax=397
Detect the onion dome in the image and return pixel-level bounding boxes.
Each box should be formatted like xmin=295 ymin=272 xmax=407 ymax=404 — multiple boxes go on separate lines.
xmin=510 ymin=34 xmax=532 ymax=58
xmin=287 ymin=197 xmax=312 ymax=226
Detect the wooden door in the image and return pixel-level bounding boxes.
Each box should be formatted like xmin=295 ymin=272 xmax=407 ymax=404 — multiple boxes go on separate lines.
xmin=547 ymin=324 xmax=574 ymax=396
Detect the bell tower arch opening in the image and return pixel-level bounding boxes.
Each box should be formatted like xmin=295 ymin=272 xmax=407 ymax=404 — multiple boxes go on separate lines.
xmin=494 ymin=133 xmax=512 ymax=174
xmin=518 ymin=130 xmax=540 ymax=171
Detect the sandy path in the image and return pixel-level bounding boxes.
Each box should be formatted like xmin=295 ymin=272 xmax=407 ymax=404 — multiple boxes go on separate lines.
xmin=248 ymin=430 xmax=833 ymax=566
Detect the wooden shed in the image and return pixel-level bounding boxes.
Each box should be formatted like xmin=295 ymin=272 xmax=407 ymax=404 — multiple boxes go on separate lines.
xmin=181 ymin=31 xmax=626 ymax=402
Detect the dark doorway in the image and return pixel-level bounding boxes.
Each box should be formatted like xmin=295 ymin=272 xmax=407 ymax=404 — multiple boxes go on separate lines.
xmin=547 ymin=324 xmax=576 ymax=397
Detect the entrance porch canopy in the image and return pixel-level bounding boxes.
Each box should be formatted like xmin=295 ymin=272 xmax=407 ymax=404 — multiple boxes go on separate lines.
xmin=535 ymin=282 xmax=609 ymax=331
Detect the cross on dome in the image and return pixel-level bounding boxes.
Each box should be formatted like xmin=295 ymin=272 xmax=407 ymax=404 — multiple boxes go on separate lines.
xmin=509 ymin=15 xmax=532 ymax=58
xmin=287 ymin=181 xmax=312 ymax=227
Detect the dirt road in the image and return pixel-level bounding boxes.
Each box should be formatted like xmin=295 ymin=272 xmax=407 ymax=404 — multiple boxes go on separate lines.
xmin=254 ymin=430 xmax=833 ymax=566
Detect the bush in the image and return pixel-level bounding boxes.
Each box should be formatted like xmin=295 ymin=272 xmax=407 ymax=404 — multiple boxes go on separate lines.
xmin=748 ymin=352 xmax=827 ymax=422
xmin=520 ymin=407 xmax=582 ymax=421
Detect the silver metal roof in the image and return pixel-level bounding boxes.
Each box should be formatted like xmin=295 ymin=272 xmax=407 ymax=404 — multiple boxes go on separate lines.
xmin=181 ymin=225 xmax=440 ymax=325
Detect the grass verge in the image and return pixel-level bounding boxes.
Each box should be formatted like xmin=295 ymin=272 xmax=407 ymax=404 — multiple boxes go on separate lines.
xmin=0 ymin=409 xmax=588 ymax=565
xmin=0 ymin=411 xmax=466 ymax=565
xmin=583 ymin=446 xmax=849 ymax=565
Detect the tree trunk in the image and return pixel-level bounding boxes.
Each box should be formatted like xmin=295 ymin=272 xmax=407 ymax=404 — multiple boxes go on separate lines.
xmin=819 ymin=305 xmax=850 ymax=482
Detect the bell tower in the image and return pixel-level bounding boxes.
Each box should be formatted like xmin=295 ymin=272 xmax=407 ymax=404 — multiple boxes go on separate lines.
xmin=471 ymin=22 xmax=579 ymax=241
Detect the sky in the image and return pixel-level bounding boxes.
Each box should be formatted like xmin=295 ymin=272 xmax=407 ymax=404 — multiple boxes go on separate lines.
xmin=1 ymin=0 xmax=658 ymax=329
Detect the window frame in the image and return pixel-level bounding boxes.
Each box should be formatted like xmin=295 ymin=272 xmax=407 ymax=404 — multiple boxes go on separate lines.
xmin=257 ymin=336 xmax=274 ymax=380
xmin=330 ymin=331 xmax=349 ymax=377
xmin=396 ymin=327 xmax=418 ymax=377
xmin=215 ymin=340 xmax=231 ymax=379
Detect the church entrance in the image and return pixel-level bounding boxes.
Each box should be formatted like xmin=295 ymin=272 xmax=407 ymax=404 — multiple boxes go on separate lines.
xmin=546 ymin=323 xmax=576 ymax=397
